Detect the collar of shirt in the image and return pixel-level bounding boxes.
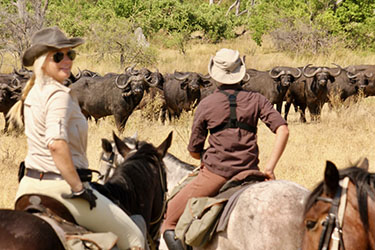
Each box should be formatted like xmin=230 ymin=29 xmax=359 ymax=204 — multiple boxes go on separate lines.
xmin=36 ymin=75 xmax=71 ymax=93
xmin=217 ymin=84 xmax=243 ymax=91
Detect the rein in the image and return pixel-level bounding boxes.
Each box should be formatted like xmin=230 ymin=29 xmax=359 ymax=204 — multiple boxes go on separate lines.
xmin=99 ymin=151 xmax=116 ymax=183
xmin=316 ymin=177 xmax=350 ymax=250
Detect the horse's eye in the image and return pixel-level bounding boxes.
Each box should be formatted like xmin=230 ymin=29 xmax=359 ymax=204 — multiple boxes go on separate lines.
xmin=305 ymin=220 xmax=318 ymax=230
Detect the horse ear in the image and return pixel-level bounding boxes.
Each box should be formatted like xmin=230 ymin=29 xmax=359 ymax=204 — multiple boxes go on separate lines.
xmin=357 ymin=157 xmax=369 ymax=171
xmin=130 ymin=132 xmax=138 ymax=140
xmin=101 ymin=138 xmax=113 ymax=153
xmin=324 ymin=161 xmax=340 ymax=197
xmin=112 ymin=131 xmax=131 ymax=157
xmin=157 ymin=131 xmax=173 ymax=158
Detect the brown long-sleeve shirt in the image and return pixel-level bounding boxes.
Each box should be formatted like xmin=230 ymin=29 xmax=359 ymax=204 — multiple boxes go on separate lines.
xmin=188 ymin=84 xmax=287 ymax=178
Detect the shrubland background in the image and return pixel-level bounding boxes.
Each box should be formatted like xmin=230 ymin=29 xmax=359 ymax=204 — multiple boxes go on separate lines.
xmin=1 ymin=0 xmax=375 ymax=209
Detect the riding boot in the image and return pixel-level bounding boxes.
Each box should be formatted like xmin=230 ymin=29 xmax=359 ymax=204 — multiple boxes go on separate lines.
xmin=130 ymin=214 xmax=149 ymax=250
xmin=163 ymin=230 xmax=185 ymax=250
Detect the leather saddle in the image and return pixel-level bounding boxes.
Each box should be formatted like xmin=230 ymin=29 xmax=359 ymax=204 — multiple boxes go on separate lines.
xmin=15 ymin=194 xmax=118 ymax=250
xmin=15 ymin=194 xmax=76 ymax=224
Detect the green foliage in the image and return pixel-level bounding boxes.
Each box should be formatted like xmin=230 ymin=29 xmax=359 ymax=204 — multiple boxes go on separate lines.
xmin=3 ymin=0 xmax=375 ymax=57
xmin=247 ymin=0 xmax=375 ymax=52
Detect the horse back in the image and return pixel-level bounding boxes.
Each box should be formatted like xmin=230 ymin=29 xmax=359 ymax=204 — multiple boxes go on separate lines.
xmin=0 ymin=209 xmax=65 ymax=250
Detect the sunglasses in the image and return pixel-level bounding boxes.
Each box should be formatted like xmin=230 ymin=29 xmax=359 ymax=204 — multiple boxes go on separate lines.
xmin=52 ymin=50 xmax=76 ymax=63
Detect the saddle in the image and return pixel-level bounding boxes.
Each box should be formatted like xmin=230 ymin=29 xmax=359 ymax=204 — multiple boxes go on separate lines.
xmin=175 ymin=170 xmax=267 ymax=247
xmin=15 ymin=194 xmax=118 ymax=250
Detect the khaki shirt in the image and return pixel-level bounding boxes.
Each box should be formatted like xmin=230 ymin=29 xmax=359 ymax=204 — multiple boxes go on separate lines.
xmin=24 ymin=76 xmax=88 ymax=173
xmin=188 ymin=85 xmax=287 ymax=178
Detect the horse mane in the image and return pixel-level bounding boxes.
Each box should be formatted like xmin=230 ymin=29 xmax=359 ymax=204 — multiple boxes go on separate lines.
xmin=305 ymin=165 xmax=375 ymax=230
xmin=164 ymin=153 xmax=196 ymax=171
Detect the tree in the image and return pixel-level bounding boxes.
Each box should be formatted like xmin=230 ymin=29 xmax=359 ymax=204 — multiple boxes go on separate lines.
xmin=0 ymin=0 xmax=49 ymax=68
xmin=226 ymin=0 xmax=248 ymax=16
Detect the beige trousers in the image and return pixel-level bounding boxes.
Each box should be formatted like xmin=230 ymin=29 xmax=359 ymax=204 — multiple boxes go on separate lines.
xmin=16 ymin=176 xmax=145 ymax=250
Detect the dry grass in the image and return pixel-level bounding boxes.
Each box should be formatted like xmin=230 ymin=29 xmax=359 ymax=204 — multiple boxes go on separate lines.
xmin=1 ymin=34 xmax=375 ymax=209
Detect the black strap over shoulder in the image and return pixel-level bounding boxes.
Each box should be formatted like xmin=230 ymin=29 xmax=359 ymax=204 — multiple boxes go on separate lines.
xmin=210 ymin=90 xmax=257 ymax=134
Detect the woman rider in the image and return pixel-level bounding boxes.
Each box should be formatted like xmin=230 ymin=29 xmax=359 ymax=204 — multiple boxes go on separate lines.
xmin=7 ymin=26 xmax=145 ymax=250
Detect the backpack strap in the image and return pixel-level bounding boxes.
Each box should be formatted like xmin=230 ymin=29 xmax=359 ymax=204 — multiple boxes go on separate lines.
xmin=210 ymin=90 xmax=257 ymax=134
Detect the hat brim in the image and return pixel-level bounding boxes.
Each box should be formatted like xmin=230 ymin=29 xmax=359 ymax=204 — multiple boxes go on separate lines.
xmin=22 ymin=38 xmax=84 ymax=67
xmin=208 ymin=56 xmax=246 ymax=84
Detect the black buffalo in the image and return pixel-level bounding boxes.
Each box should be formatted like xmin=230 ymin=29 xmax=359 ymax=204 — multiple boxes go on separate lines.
xmin=284 ymin=64 xmax=342 ymax=122
xmin=0 ymin=70 xmax=29 ymax=132
xmin=328 ymin=65 xmax=373 ymax=104
xmin=70 ymin=69 xmax=153 ymax=131
xmin=241 ymin=66 xmax=302 ymax=113
xmin=163 ymin=71 xmax=210 ymax=121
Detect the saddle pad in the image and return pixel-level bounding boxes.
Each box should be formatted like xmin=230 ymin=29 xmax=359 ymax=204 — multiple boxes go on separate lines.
xmin=216 ymin=183 xmax=255 ymax=232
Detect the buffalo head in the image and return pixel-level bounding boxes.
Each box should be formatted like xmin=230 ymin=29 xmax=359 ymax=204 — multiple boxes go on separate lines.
xmin=174 ymin=71 xmax=209 ymax=90
xmin=345 ymin=66 xmax=373 ymax=89
xmin=269 ymin=67 xmax=302 ymax=87
xmin=303 ymin=63 xmax=342 ymax=87
xmin=116 ymin=74 xmax=145 ymax=96
xmin=140 ymin=68 xmax=164 ymax=89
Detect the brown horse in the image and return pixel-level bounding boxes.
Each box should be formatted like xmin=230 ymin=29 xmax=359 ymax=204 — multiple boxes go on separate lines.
xmin=0 ymin=131 xmax=172 ymax=250
xmin=302 ymin=158 xmax=375 ymax=250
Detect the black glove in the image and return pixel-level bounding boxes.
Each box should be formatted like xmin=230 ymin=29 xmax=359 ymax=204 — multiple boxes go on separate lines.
xmin=61 ymin=187 xmax=97 ymax=210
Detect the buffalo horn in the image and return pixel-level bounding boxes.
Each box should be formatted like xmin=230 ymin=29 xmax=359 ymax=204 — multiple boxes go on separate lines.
xmin=199 ymin=73 xmax=211 ymax=80
xmin=303 ymin=64 xmax=321 ymax=78
xmin=144 ymin=74 xmax=158 ymax=87
xmin=174 ymin=71 xmax=190 ymax=81
xmin=76 ymin=68 xmax=82 ymax=79
xmin=144 ymin=68 xmax=160 ymax=87
xmin=11 ymin=77 xmax=21 ymax=86
xmin=4 ymin=84 xmax=22 ymax=92
xmin=269 ymin=68 xmax=285 ymax=79
xmin=328 ymin=63 xmax=342 ymax=77
xmin=292 ymin=68 xmax=302 ymax=78
xmin=242 ymin=73 xmax=250 ymax=82
xmin=346 ymin=71 xmax=360 ymax=79
xmin=115 ymin=74 xmax=132 ymax=89
xmin=125 ymin=64 xmax=137 ymax=74
xmin=365 ymin=72 xmax=373 ymax=78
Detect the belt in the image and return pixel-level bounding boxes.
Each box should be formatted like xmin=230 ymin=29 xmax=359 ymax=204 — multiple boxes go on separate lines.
xmin=26 ymin=169 xmax=63 ymax=180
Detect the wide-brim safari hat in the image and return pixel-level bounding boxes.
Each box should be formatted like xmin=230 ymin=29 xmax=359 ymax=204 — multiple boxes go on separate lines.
xmin=208 ymin=48 xmax=246 ymax=84
xmin=22 ymin=26 xmax=84 ymax=67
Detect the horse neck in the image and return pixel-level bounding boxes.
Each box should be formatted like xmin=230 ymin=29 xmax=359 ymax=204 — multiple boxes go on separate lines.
xmin=366 ymin=193 xmax=375 ymax=248
xmin=343 ymin=181 xmax=375 ymax=249
xmin=105 ymin=149 xmax=167 ymax=226
xmin=163 ymin=153 xmax=196 ymax=191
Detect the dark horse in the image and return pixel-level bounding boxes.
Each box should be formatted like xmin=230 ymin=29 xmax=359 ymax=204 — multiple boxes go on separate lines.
xmin=0 ymin=131 xmax=172 ymax=250
xmin=302 ymin=158 xmax=375 ymax=250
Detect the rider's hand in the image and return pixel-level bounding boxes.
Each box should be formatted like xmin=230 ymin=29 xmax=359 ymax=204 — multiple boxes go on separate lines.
xmin=62 ymin=187 xmax=97 ymax=210
xmin=264 ymin=169 xmax=276 ymax=180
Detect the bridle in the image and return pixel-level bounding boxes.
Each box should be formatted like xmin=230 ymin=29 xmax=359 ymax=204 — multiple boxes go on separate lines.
xmin=316 ymin=177 xmax=350 ymax=250
xmin=99 ymin=151 xmax=116 ymax=183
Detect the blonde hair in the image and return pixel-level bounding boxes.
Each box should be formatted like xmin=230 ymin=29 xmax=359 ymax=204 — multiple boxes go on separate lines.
xmin=7 ymin=54 xmax=48 ymax=129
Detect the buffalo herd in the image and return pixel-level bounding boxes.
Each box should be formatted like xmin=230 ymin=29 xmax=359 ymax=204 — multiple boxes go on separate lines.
xmin=1 ymin=63 xmax=375 ymax=132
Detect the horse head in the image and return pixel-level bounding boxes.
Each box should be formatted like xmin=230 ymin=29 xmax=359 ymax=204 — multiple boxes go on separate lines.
xmin=302 ymin=158 xmax=375 ymax=250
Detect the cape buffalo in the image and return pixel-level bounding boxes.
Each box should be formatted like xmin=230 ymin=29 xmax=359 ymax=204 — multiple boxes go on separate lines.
xmin=70 ymin=70 xmax=152 ymax=132
xmin=241 ymin=66 xmax=302 ymax=113
xmin=163 ymin=71 xmax=211 ymax=121
xmin=0 ymin=72 xmax=27 ymax=132
xmin=327 ymin=65 xmax=373 ymax=105
xmin=284 ymin=64 xmax=342 ymax=122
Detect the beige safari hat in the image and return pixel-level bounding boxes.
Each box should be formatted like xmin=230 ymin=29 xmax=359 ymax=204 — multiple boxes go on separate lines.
xmin=22 ymin=26 xmax=84 ymax=67
xmin=208 ymin=48 xmax=246 ymax=84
